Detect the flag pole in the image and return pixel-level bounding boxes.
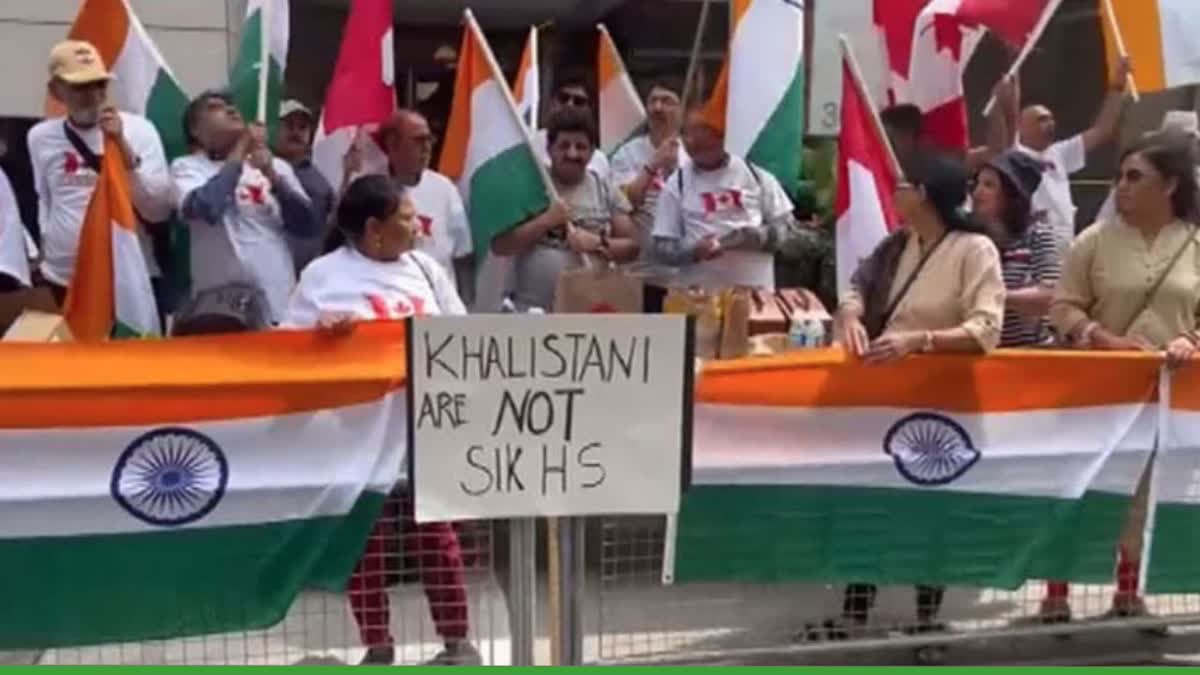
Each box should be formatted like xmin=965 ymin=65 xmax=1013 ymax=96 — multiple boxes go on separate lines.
xmin=256 ymin=0 xmax=271 ymax=123
xmin=528 ymin=26 xmax=540 ymax=130
xmin=463 ymin=9 xmax=558 ymax=199
xmin=981 ymin=0 xmax=1065 ymax=116
xmin=1101 ymin=0 xmax=1140 ymax=101
xmin=839 ymin=34 xmax=905 ymax=180
xmin=680 ymin=0 xmax=713 ymax=110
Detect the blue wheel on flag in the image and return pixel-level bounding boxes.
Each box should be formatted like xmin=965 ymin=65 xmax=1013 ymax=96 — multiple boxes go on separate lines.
xmin=111 ymin=427 xmax=229 ymax=526
xmin=883 ymin=413 xmax=980 ymax=486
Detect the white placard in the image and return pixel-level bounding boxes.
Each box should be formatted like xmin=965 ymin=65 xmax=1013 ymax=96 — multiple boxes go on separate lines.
xmin=807 ymin=0 xmax=888 ymax=136
xmin=409 ymin=314 xmax=693 ymax=522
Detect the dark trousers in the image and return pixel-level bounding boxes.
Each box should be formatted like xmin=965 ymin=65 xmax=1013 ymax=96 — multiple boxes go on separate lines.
xmin=843 ymin=583 xmax=945 ymax=623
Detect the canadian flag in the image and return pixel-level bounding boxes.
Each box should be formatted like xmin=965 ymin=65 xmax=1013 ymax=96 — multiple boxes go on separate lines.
xmin=873 ymin=0 xmax=930 ymax=104
xmin=904 ymin=0 xmax=1055 ymax=151
xmin=700 ymin=189 xmax=744 ymax=214
xmin=311 ymin=0 xmax=395 ymax=191
xmin=835 ymin=54 xmax=901 ymax=297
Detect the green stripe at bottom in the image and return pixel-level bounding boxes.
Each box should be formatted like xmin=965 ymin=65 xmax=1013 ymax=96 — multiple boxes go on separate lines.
xmin=0 ymin=494 xmax=384 ymax=649
xmin=467 ymin=144 xmax=549 ymax=260
xmin=675 ymin=485 xmax=1127 ymax=589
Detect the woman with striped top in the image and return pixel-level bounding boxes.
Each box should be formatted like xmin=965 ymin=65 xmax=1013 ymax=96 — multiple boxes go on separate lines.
xmin=972 ymin=150 xmax=1060 ymax=347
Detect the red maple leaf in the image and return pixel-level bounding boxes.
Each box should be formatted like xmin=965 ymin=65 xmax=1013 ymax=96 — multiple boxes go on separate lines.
xmin=63 ymin=151 xmax=80 ymax=175
xmin=417 ymin=214 xmax=433 ymax=236
xmin=244 ymin=184 xmax=266 ymax=205
xmin=931 ymin=14 xmax=965 ymax=60
xmin=589 ymin=303 xmax=617 ymax=313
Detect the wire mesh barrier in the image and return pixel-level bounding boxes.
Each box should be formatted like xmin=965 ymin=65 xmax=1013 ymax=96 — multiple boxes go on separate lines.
xmin=589 ymin=515 xmax=1200 ymax=665
xmin=28 ymin=504 xmax=509 ymax=667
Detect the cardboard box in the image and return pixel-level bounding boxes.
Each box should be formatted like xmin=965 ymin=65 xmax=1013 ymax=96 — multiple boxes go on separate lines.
xmin=0 ymin=287 xmax=60 ymax=336
xmin=4 ymin=310 xmax=72 ymax=342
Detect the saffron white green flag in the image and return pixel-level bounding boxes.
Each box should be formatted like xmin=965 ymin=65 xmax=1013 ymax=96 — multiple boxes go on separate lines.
xmin=676 ymin=352 xmax=1158 ymax=589
xmin=230 ymin=0 xmax=290 ymax=140
xmin=0 ymin=326 xmax=405 ymax=648
xmin=1149 ymin=370 xmax=1200 ymax=592
xmin=597 ymin=24 xmax=645 ymax=156
xmin=512 ymin=27 xmax=539 ymax=130
xmin=704 ymin=0 xmax=806 ymax=195
xmin=437 ymin=10 xmax=549 ymax=265
xmin=54 ymin=0 xmax=191 ymax=160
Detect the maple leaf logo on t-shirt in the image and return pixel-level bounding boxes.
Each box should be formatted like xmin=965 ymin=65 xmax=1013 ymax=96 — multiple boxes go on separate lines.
xmin=238 ymin=184 xmax=267 ymax=205
xmin=417 ymin=214 xmax=433 ymax=237
xmin=63 ymin=151 xmax=80 ymax=176
xmin=700 ymin=189 xmax=744 ymax=214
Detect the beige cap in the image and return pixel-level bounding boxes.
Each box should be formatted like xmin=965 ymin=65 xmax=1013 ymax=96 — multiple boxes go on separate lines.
xmin=48 ymin=40 xmax=112 ymax=84
xmin=279 ymin=99 xmax=314 ymax=120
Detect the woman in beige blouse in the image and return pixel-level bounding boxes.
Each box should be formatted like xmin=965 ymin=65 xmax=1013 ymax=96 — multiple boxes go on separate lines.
xmin=810 ymin=153 xmax=1004 ymax=640
xmin=1038 ymin=133 xmax=1200 ymax=626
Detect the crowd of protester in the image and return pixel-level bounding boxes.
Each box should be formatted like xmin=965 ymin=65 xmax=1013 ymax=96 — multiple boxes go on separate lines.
xmin=4 ymin=37 xmax=1200 ymax=661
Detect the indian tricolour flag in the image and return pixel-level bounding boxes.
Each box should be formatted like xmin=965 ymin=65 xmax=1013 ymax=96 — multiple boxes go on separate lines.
xmin=597 ymin=24 xmax=645 ymax=156
xmin=0 ymin=325 xmax=405 ymax=648
xmin=1148 ymin=368 xmax=1200 ymax=592
xmin=512 ymin=27 xmax=539 ymax=130
xmin=1103 ymin=0 xmax=1200 ymax=94
xmin=230 ymin=0 xmax=289 ymax=138
xmin=437 ymin=10 xmax=549 ymax=264
xmin=63 ymin=138 xmax=159 ymax=340
xmin=675 ymin=351 xmax=1157 ymax=589
xmin=53 ymin=0 xmax=191 ymax=160
xmin=703 ymin=0 xmax=805 ymax=196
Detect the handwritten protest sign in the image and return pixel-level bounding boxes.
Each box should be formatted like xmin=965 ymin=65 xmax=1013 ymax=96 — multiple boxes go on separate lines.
xmin=408 ymin=315 xmax=694 ymax=522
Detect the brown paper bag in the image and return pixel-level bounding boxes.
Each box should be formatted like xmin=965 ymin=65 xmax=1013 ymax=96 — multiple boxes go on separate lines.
xmin=553 ymin=262 xmax=644 ymax=314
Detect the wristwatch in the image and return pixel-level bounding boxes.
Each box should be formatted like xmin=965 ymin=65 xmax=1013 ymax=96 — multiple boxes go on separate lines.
xmin=920 ymin=331 xmax=934 ymax=353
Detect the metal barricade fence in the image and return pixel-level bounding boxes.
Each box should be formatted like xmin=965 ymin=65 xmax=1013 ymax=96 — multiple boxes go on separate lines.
xmin=29 ymin=503 xmax=511 ymax=667
xmin=588 ymin=515 xmax=1200 ymax=665
xmin=12 ymin=509 xmax=1200 ymax=666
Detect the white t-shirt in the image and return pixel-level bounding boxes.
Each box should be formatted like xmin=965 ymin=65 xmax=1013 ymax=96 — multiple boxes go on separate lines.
xmin=171 ymin=154 xmax=309 ymax=324
xmin=1015 ymin=135 xmax=1086 ymax=255
xmin=0 ymin=167 xmax=30 ymax=286
xmin=610 ymin=134 xmax=690 ymax=285
xmin=405 ymin=169 xmax=472 ymax=285
xmin=532 ymin=128 xmax=610 ymax=180
xmin=283 ymin=246 xmax=466 ymax=328
xmin=652 ymin=156 xmax=793 ymax=290
xmin=28 ymin=112 xmax=173 ymax=285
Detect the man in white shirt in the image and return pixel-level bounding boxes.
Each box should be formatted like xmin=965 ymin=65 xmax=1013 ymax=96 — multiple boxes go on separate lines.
xmin=379 ymin=109 xmax=474 ymax=303
xmin=652 ymin=107 xmax=796 ymax=290
xmin=171 ymin=90 xmax=317 ymax=327
xmin=610 ymin=77 xmax=689 ymax=312
xmin=28 ymin=40 xmax=173 ymax=307
xmin=531 ymin=71 xmax=609 ymax=179
xmin=1014 ymin=57 xmax=1130 ymax=255
xmin=0 ymin=167 xmax=31 ymax=290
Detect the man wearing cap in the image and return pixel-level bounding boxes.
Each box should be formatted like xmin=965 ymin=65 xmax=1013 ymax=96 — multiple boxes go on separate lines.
xmin=273 ymin=100 xmax=336 ymax=271
xmin=171 ymin=90 xmax=317 ymax=326
xmin=651 ymin=106 xmax=802 ymax=291
xmin=28 ymin=40 xmax=173 ymax=308
xmin=379 ymin=109 xmax=475 ymax=302
xmin=1014 ymin=57 xmax=1131 ymax=255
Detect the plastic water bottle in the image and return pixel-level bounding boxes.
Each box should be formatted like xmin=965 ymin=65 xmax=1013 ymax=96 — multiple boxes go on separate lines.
xmin=788 ymin=316 xmax=809 ymax=348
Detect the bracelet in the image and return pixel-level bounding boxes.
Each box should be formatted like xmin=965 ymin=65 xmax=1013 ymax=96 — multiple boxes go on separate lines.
xmin=921 ymin=330 xmax=934 ymax=353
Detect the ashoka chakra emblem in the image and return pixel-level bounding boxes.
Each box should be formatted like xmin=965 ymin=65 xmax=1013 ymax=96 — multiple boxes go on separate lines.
xmin=111 ymin=427 xmax=229 ymax=526
xmin=883 ymin=413 xmax=980 ymax=486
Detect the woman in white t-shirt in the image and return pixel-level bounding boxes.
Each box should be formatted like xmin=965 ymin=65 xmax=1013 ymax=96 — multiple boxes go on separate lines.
xmin=284 ymin=175 xmax=478 ymax=666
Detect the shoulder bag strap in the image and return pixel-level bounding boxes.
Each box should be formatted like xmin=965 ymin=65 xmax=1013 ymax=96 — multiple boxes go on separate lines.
xmin=407 ymin=252 xmax=442 ymax=315
xmin=1118 ymin=224 xmax=1198 ymax=336
xmin=62 ymin=121 xmax=102 ymax=174
xmin=878 ymin=232 xmax=949 ymax=332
